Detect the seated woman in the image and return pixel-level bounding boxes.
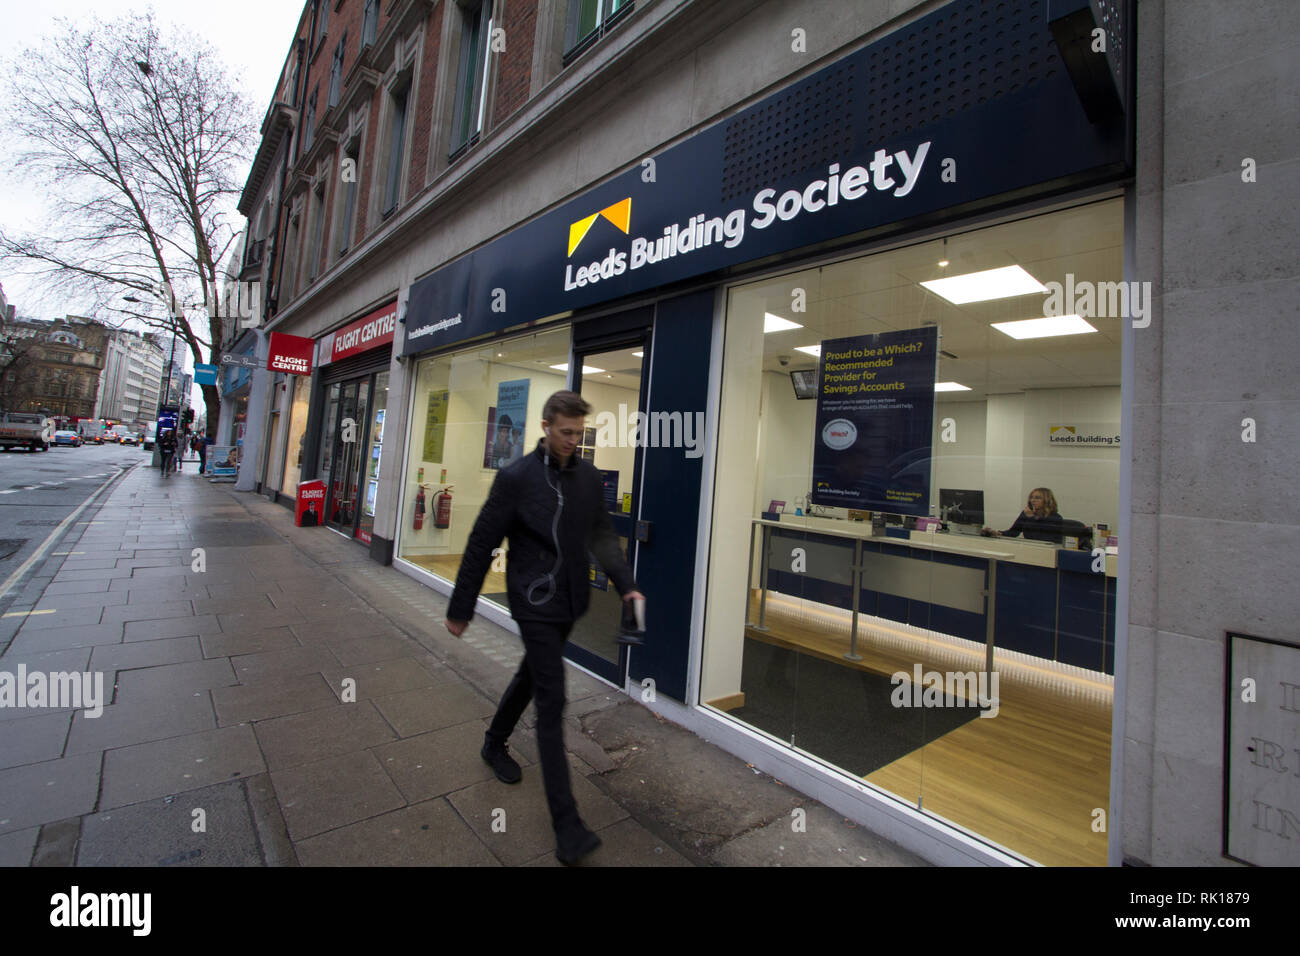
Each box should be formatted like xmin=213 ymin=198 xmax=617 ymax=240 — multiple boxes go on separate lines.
xmin=984 ymin=487 xmax=1066 ymax=542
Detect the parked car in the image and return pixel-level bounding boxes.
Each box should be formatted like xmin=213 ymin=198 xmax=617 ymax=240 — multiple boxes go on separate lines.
xmin=0 ymin=412 xmax=54 ymax=452
xmin=53 ymin=430 xmax=83 ymax=447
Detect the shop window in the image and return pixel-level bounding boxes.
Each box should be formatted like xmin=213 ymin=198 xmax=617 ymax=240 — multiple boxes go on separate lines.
xmin=397 ymin=325 xmax=571 ymax=605
xmin=449 ymin=0 xmax=492 ymax=160
xmin=563 ymin=0 xmax=632 ymax=62
xmin=702 ymin=198 xmax=1125 ymax=866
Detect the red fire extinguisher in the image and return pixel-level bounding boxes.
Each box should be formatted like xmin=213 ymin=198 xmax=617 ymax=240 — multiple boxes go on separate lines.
xmin=434 ymin=485 xmax=453 ymax=530
xmin=413 ymin=484 xmax=426 ymax=531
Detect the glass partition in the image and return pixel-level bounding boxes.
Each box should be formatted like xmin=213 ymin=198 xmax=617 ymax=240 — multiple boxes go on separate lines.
xmin=703 ymin=197 xmax=1123 ymax=865
xmin=398 ymin=326 xmax=571 ymax=609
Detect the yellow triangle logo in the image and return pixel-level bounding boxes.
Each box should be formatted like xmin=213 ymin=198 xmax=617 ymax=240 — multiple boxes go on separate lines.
xmin=567 ymin=199 xmax=631 ymax=257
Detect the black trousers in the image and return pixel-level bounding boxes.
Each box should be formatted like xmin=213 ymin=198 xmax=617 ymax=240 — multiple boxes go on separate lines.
xmin=159 ymin=452 xmax=174 ymax=475
xmin=485 ymin=618 xmax=579 ymax=833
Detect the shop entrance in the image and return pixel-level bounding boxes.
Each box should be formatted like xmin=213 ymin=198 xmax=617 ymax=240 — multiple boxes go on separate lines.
xmin=317 ymin=371 xmax=389 ymax=542
xmin=566 ymin=329 xmax=650 ymax=684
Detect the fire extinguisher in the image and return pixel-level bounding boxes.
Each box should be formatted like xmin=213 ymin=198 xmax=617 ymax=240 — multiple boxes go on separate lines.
xmin=434 ymin=486 xmax=453 ymax=529
xmin=413 ymin=484 xmax=426 ymax=531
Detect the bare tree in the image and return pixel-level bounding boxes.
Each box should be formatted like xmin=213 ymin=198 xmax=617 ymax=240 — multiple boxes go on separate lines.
xmin=0 ymin=12 xmax=258 ymax=431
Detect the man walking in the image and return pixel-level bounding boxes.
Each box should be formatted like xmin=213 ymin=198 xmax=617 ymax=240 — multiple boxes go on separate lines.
xmin=446 ymin=390 xmax=643 ymax=865
xmin=158 ymin=428 xmax=178 ymax=478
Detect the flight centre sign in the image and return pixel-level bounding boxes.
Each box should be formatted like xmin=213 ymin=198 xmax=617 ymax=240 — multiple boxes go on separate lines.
xmin=401 ymin=0 xmax=1128 ymax=356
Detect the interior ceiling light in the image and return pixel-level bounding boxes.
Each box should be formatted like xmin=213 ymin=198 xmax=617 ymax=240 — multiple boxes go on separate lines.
xmin=794 ymin=344 xmax=821 ymax=357
xmin=764 ymin=312 xmax=803 ymax=333
xmin=920 ymin=265 xmax=1047 ymax=304
xmin=550 ymin=363 xmax=605 ymax=373
xmin=991 ymin=314 xmax=1098 ymax=340
xmin=632 ymin=351 xmax=643 ymax=358
xmin=935 ymin=381 xmax=971 ymax=391
xmin=938 ymin=236 xmax=949 ymax=268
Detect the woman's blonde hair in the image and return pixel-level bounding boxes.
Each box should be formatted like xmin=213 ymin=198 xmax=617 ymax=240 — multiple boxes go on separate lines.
xmin=1029 ymin=487 xmax=1059 ymax=516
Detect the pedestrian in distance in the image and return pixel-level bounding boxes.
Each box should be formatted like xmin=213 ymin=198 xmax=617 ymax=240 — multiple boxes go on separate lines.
xmin=158 ymin=428 xmax=178 ymax=478
xmin=445 ymin=390 xmax=645 ymax=865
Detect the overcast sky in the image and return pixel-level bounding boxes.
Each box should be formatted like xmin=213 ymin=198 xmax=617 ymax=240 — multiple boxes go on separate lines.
xmin=0 ymin=0 xmax=306 ymax=363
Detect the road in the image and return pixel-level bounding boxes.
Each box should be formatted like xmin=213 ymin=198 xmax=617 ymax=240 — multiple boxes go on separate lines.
xmin=0 ymin=442 xmax=152 ymax=602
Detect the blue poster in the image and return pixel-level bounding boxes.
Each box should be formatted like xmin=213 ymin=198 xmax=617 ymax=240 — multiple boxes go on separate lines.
xmin=810 ymin=327 xmax=937 ymax=516
xmin=490 ymin=378 xmax=529 ymax=469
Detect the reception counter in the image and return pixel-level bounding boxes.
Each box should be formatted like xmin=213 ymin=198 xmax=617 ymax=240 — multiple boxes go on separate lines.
xmin=748 ymin=515 xmax=1117 ymax=675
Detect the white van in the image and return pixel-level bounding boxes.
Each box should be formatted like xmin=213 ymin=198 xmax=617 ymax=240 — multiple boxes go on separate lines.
xmin=143 ymin=422 xmax=158 ymax=450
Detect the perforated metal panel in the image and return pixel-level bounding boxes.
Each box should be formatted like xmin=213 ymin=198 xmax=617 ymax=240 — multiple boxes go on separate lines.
xmin=721 ymin=63 xmax=858 ymax=203
xmin=720 ymin=0 xmax=1066 ymax=204
xmin=1091 ymin=0 xmax=1126 ymax=98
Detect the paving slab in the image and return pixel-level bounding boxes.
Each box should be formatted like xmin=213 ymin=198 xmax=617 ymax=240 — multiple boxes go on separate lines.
xmin=78 ymin=779 xmax=263 ymax=866
xmin=123 ymin=615 xmax=221 ymax=642
xmin=65 ymin=691 xmax=216 ymax=756
xmin=5 ymin=623 xmax=124 ymax=653
xmin=34 ymin=591 xmax=129 ymax=611
xmin=32 ymin=818 xmax=81 ymax=867
xmin=229 ymin=646 xmax=339 ymax=684
xmin=269 ymin=750 xmax=406 ymax=842
xmin=99 ymin=724 xmax=265 ymax=810
xmin=0 ymin=711 xmax=72 ymax=770
xmin=0 ymin=752 xmax=102 ymax=835
xmin=11 ymin=607 xmax=105 ymax=630
xmin=0 ymin=826 xmax=39 ymax=866
xmin=112 ymin=658 xmax=237 ymax=699
xmin=322 ymin=633 xmax=424 ymax=667
xmin=199 ymin=627 xmax=301 ymax=659
xmin=211 ymin=672 xmax=338 ymax=726
xmin=253 ymin=700 xmax=398 ymax=771
xmin=372 ymin=721 xmax=498 ymax=803
xmin=371 ymin=684 xmax=497 ymax=738
xmin=446 ymin=767 xmax=628 ymax=866
xmin=294 ymin=799 xmax=499 ymax=867
xmin=88 ymin=636 xmax=203 ymax=673
xmin=41 ymin=580 xmax=112 ymax=596
xmin=320 ymin=657 xmax=444 ymax=701
xmin=98 ymin=602 xmax=197 ymax=626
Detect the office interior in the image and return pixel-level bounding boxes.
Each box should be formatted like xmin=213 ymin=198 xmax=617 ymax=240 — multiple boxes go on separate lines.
xmin=702 ymin=196 xmax=1124 ymax=865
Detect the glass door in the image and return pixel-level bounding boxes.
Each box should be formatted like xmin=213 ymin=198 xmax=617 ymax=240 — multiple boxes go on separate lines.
xmin=324 ymin=379 xmax=371 ymax=536
xmin=567 ymin=338 xmax=648 ymax=683
xmin=357 ymin=371 xmax=388 ymax=544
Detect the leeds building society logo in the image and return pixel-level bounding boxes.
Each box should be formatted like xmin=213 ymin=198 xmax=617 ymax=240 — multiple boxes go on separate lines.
xmin=568 ymin=198 xmax=631 ymax=256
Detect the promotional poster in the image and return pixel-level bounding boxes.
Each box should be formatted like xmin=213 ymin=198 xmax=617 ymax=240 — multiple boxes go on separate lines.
xmin=490 ymin=379 xmax=529 ymax=469
xmin=810 ymin=327 xmax=937 ymax=515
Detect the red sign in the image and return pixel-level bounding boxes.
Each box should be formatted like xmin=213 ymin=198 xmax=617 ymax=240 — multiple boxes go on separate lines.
xmin=267 ymin=332 xmax=314 ymax=375
xmin=296 ymin=479 xmax=325 ymax=526
xmin=330 ymin=301 xmax=398 ymax=363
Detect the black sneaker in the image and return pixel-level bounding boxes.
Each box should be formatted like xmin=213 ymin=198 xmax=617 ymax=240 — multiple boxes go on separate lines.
xmin=481 ymin=741 xmax=521 ymax=784
xmin=555 ymin=824 xmax=602 ymax=865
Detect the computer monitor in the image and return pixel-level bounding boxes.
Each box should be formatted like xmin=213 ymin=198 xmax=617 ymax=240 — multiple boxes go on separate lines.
xmin=940 ymin=488 xmax=985 ymax=527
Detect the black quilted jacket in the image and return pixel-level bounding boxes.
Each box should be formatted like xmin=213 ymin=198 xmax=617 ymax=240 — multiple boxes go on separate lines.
xmin=447 ymin=440 xmax=637 ymax=623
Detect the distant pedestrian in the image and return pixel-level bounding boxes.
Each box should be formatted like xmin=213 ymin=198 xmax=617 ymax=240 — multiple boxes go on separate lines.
xmin=158 ymin=429 xmax=178 ymax=478
xmin=197 ymin=435 xmax=209 ymax=475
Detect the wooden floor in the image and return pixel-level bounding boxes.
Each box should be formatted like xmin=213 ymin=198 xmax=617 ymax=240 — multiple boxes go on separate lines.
xmin=735 ymin=592 xmax=1112 ymax=866
xmin=404 ymin=553 xmax=507 ymax=595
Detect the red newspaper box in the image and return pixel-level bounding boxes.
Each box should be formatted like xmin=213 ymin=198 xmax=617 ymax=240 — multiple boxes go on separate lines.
xmin=296 ymin=480 xmax=326 ymax=527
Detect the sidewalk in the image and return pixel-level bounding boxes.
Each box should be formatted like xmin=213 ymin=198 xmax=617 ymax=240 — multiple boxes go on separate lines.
xmin=0 ymin=458 xmax=927 ymax=867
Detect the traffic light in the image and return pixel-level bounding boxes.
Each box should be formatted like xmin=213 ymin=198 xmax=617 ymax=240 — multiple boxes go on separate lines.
xmin=182 ymin=407 xmax=194 ymax=426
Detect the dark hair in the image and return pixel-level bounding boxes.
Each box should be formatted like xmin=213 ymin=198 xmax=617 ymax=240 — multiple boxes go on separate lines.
xmin=542 ymin=390 xmax=591 ymax=422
